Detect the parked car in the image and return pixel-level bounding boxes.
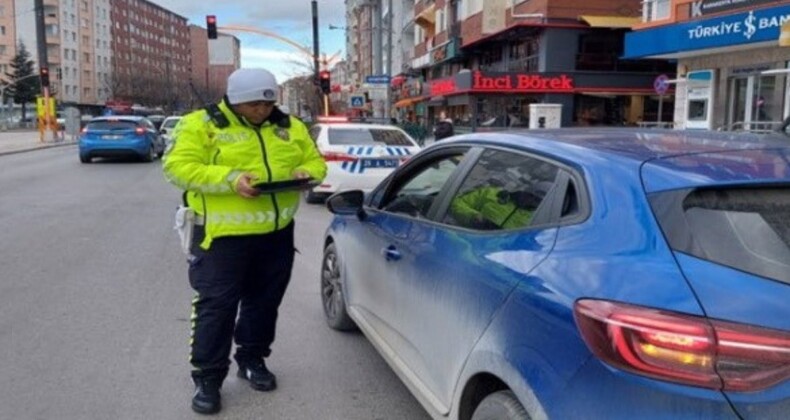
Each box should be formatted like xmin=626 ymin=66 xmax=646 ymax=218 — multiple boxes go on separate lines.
xmin=305 ymin=120 xmax=421 ymax=203
xmin=146 ymin=114 xmax=167 ymax=130
xmin=321 ymin=129 xmax=790 ymax=419
xmin=159 ymin=116 xmax=182 ymax=148
xmin=78 ymin=116 xmax=165 ymax=163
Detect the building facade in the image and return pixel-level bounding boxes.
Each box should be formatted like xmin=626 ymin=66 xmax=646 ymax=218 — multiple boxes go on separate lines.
xmin=109 ymin=0 xmax=191 ymax=111
xmin=0 ymin=1 xmax=17 ymax=77
xmin=393 ymin=0 xmax=674 ymax=130
xmin=625 ymin=0 xmax=790 ymax=131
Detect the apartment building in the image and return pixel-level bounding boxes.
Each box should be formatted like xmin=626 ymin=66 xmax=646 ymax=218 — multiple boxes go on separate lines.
xmin=394 ymin=0 xmax=674 ymax=129
xmin=110 ymin=0 xmax=190 ymax=110
xmin=11 ymin=0 xmax=188 ymax=111
xmin=346 ymin=0 xmax=376 ymax=87
xmin=0 ymin=1 xmax=16 ymax=77
xmin=625 ymin=0 xmax=790 ymax=131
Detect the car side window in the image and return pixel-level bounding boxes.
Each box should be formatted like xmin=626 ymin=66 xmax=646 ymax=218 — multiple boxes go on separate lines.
xmin=381 ymin=153 xmax=466 ymax=218
xmin=443 ymin=149 xmax=559 ymax=231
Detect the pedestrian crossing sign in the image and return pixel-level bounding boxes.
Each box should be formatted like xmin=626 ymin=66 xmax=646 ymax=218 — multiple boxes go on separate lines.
xmin=350 ymin=95 xmax=365 ymax=109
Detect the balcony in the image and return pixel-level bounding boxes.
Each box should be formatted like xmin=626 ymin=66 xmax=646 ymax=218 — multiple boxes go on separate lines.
xmin=480 ymin=56 xmax=539 ymax=73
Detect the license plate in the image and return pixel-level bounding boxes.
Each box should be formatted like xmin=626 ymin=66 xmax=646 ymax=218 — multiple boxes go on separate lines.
xmin=102 ymin=134 xmax=122 ymax=140
xmin=362 ymin=159 xmax=398 ymax=169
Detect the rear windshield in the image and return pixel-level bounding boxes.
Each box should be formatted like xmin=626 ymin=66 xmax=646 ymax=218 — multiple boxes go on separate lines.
xmin=86 ymin=121 xmax=138 ymax=130
xmin=650 ymin=186 xmax=790 ymax=284
xmin=328 ymin=128 xmax=414 ymax=146
xmin=162 ymin=119 xmax=180 ymax=129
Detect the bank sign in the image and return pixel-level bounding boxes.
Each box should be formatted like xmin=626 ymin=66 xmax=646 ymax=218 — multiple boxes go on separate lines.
xmin=624 ymin=4 xmax=790 ymax=58
xmin=689 ymin=0 xmax=780 ymax=18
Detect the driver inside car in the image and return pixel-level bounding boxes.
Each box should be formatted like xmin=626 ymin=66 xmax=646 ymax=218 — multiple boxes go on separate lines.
xmin=449 ymin=186 xmax=541 ymax=230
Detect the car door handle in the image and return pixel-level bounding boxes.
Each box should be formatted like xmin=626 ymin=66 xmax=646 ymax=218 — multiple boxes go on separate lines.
xmin=382 ymin=245 xmax=401 ymax=261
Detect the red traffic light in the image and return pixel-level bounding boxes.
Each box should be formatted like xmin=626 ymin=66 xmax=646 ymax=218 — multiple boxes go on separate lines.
xmin=206 ymin=15 xmax=218 ymax=39
xmin=320 ymin=70 xmax=330 ymax=80
xmin=39 ymin=67 xmax=50 ymax=87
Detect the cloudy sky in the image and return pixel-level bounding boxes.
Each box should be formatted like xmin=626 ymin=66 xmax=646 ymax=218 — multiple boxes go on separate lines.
xmin=156 ymin=0 xmax=347 ymax=83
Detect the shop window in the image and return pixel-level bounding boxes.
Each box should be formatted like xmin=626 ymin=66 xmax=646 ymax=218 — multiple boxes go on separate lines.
xmin=507 ymin=38 xmax=539 ymax=72
xmin=577 ymin=33 xmax=620 ymax=71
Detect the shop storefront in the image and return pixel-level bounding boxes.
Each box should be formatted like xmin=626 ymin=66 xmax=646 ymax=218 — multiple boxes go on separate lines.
xmin=423 ymin=70 xmax=662 ymax=130
xmin=625 ymin=3 xmax=790 ymax=130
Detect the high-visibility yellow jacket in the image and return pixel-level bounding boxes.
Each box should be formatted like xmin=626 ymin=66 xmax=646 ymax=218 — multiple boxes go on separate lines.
xmin=450 ymin=186 xmax=533 ymax=230
xmin=163 ymin=101 xmax=327 ymax=249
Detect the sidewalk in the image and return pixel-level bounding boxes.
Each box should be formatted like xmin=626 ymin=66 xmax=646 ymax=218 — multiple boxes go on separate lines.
xmin=0 ymin=130 xmax=78 ymax=156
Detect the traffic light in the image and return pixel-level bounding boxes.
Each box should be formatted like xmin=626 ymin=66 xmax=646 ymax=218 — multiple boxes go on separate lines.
xmin=39 ymin=67 xmax=50 ymax=88
xmin=319 ymin=70 xmax=331 ymax=95
xmin=206 ymin=15 xmax=217 ymax=39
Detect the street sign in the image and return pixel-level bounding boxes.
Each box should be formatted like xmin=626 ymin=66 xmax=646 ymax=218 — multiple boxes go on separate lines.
xmin=365 ymin=75 xmax=390 ymax=84
xmin=654 ymin=74 xmax=670 ymax=95
xmin=350 ymin=95 xmax=365 ymax=108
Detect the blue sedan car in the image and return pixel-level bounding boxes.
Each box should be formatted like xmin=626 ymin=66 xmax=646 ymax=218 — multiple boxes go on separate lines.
xmin=321 ymin=129 xmax=790 ymax=419
xmin=79 ymin=116 xmax=164 ymax=163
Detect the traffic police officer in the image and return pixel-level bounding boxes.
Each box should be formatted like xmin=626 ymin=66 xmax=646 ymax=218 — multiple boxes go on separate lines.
xmin=163 ymin=68 xmax=327 ymax=414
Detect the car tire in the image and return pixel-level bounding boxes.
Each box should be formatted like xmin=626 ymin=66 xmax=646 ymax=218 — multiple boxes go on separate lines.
xmin=321 ymin=243 xmax=356 ymax=331
xmin=471 ymin=391 xmax=530 ymax=420
xmin=143 ymin=145 xmax=155 ymax=162
xmin=79 ymin=154 xmax=92 ymax=163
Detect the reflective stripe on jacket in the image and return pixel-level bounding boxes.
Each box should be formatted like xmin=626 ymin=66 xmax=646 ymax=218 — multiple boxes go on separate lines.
xmin=163 ymin=100 xmax=327 ymax=249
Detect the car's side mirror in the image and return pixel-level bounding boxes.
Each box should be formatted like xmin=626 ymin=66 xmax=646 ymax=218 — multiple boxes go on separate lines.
xmin=326 ymin=190 xmax=366 ymax=219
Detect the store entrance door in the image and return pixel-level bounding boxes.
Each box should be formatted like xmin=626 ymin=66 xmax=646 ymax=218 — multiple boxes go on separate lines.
xmin=728 ymin=73 xmax=786 ymax=131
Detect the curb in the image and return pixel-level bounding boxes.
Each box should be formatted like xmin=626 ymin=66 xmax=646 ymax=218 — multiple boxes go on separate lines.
xmin=0 ymin=140 xmax=78 ymax=157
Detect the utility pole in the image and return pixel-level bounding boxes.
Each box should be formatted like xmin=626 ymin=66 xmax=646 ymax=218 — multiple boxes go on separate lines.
xmin=312 ymin=0 xmax=326 ymax=116
xmin=385 ymin=0 xmax=393 ymax=120
xmin=373 ymin=0 xmax=383 ymax=76
xmin=34 ymin=0 xmax=55 ymax=142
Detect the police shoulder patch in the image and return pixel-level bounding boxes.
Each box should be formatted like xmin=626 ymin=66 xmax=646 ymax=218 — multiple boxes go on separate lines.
xmin=275 ymin=128 xmax=290 ymax=141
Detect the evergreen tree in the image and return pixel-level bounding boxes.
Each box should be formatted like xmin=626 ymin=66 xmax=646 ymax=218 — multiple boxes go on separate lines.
xmin=4 ymin=42 xmax=40 ymax=121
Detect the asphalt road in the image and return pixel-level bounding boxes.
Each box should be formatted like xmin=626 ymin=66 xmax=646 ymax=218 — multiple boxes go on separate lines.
xmin=0 ymin=147 xmax=430 ymax=420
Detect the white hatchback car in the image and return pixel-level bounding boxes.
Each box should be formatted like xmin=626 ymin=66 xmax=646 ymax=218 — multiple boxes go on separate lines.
xmin=160 ymin=116 xmax=182 ymax=147
xmin=306 ymin=122 xmax=422 ymax=203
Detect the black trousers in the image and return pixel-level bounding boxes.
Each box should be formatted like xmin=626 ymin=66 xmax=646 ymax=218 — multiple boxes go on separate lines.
xmin=188 ymin=222 xmax=295 ymax=380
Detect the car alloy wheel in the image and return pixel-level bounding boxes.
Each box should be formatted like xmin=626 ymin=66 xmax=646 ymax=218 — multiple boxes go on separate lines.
xmin=471 ymin=390 xmax=529 ymax=420
xmin=320 ymin=243 xmax=356 ymax=331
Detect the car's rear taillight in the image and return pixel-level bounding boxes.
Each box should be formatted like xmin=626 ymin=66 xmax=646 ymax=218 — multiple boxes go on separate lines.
xmin=574 ymin=300 xmax=790 ymax=392
xmin=135 ymin=127 xmax=146 ymax=135
xmin=322 ymin=151 xmax=357 ymax=162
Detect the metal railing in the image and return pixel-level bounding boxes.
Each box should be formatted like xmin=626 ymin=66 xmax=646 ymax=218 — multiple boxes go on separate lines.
xmin=717 ymin=121 xmax=786 ymax=134
xmin=638 ymin=122 xmax=675 ymax=129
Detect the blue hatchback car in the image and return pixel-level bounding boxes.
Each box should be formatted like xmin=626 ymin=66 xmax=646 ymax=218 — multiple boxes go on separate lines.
xmin=79 ymin=116 xmax=164 ymax=163
xmin=321 ymin=129 xmax=790 ymax=419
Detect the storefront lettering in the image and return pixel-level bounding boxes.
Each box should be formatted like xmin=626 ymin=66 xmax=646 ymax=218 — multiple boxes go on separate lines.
xmin=473 ymin=72 xmax=574 ymax=92
xmin=475 ymin=73 xmax=513 ymax=89
xmin=687 ymin=10 xmax=790 ymax=40
xmin=430 ymin=79 xmax=456 ymax=95
xmin=516 ymin=75 xmax=573 ymax=91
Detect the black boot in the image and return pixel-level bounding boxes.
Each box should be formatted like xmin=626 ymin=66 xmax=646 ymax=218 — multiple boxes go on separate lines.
xmin=237 ymin=359 xmax=277 ymax=391
xmin=192 ymin=376 xmax=222 ymax=414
